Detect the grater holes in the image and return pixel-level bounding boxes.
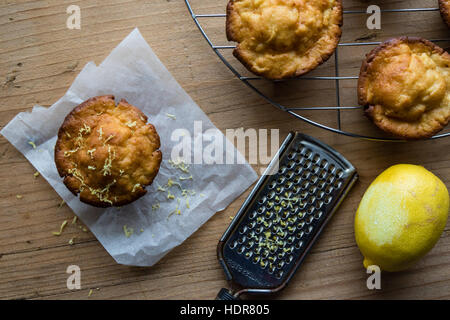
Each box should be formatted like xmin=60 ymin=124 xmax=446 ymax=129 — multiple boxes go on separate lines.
xmin=277 ymin=260 xmax=285 ymax=269
xmin=238 ymin=246 xmax=246 ymax=254
xmin=312 ymin=154 xmax=321 ymax=164
xmin=310 ymin=175 xmax=319 ymax=184
xmin=238 ymin=235 xmax=247 ymax=244
xmin=295 ymin=241 xmax=304 ymax=249
xmin=314 ymin=211 xmax=323 ymax=220
xmin=306 ymin=225 xmax=314 ymax=234
xmin=302 ymin=171 xmax=311 ymax=180
xmin=296 ymin=230 xmax=304 ymax=239
xmin=278 ymin=166 xmax=287 ymax=174
xmin=315 ymin=201 xmax=324 ymax=209
xmin=287 ymin=160 xmax=296 ymax=169
xmin=320 ymin=159 xmax=328 ymax=168
xmin=269 ymin=181 xmax=277 ymax=189
xmin=249 ymin=210 xmax=258 ymax=219
xmin=317 ymin=180 xmax=326 ymax=189
xmin=303 ymin=159 xmax=312 ymax=169
xmin=317 ymin=190 xmax=325 ymax=199
xmin=239 ymin=226 xmax=248 ymax=234
xmin=304 ymin=149 xmax=313 ymax=158
xmin=325 ymin=185 xmax=333 ymax=194
xmin=286 ymin=254 xmax=294 ymax=264
xmin=276 ymin=176 xmax=286 ymax=184
xmin=252 ymin=255 xmax=260 ymax=264
xmin=336 ymin=169 xmax=344 ymax=178
xmin=324 ymin=195 xmax=333 ymax=204
xmin=306 ymin=215 xmax=314 ymax=224
xmin=288 ymin=235 xmax=296 ymax=244
xmin=284 ymin=181 xmax=293 ymax=190
xmin=294 ymin=166 xmax=303 ymax=174
xmin=258 ymin=196 xmax=267 ymax=205
xmin=319 ymin=169 xmax=328 ymax=179
xmin=328 ymin=163 xmax=336 ymax=173
xmin=334 ymin=180 xmax=343 ymax=189
xmin=287 ymin=151 xmax=296 ymax=160
xmin=300 ymin=180 xmax=309 ymax=189
xmin=229 ymin=240 xmax=238 ymax=249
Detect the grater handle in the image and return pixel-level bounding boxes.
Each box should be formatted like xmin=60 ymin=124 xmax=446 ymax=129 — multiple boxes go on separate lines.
xmin=216 ymin=288 xmax=240 ymax=300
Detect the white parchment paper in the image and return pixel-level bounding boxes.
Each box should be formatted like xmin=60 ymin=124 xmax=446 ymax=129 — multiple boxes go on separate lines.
xmin=1 ymin=28 xmax=258 ymax=266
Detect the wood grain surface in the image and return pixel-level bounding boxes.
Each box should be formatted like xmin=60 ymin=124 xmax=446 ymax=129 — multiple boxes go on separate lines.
xmin=0 ymin=0 xmax=449 ymax=300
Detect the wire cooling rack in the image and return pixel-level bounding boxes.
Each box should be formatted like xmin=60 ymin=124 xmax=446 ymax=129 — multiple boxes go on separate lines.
xmin=184 ymin=1 xmax=450 ymax=141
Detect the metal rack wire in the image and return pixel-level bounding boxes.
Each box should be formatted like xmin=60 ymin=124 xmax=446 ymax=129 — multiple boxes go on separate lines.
xmin=184 ymin=1 xmax=450 ymax=141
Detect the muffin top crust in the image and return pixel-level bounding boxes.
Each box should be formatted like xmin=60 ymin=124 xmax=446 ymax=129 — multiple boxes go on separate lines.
xmin=358 ymin=37 xmax=450 ymax=139
xmin=226 ymin=0 xmax=343 ymax=79
xmin=55 ymin=95 xmax=162 ymax=207
xmin=439 ymin=0 xmax=450 ymax=27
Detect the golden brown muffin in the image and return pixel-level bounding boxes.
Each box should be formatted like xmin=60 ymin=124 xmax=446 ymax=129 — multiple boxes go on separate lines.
xmin=55 ymin=95 xmax=162 ymax=207
xmin=439 ymin=0 xmax=450 ymax=28
xmin=358 ymin=37 xmax=450 ymax=140
xmin=226 ymin=0 xmax=343 ymax=80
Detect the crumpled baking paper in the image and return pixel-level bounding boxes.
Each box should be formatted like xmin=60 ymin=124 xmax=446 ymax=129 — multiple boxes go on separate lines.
xmin=1 ymin=28 xmax=258 ymax=266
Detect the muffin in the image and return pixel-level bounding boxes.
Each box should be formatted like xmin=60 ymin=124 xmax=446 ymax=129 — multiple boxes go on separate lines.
xmin=439 ymin=0 xmax=450 ymax=28
xmin=226 ymin=0 xmax=343 ymax=80
xmin=55 ymin=95 xmax=162 ymax=207
xmin=358 ymin=37 xmax=450 ymax=140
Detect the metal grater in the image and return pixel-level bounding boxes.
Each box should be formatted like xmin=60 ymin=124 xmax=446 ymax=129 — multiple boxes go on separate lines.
xmin=216 ymin=132 xmax=358 ymax=300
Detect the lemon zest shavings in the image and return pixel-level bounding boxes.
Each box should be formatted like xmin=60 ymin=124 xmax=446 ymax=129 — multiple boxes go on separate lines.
xmin=168 ymin=158 xmax=190 ymax=173
xmin=168 ymin=198 xmax=181 ymax=218
xmin=28 ymin=141 xmax=36 ymax=149
xmin=126 ymin=121 xmax=137 ymax=128
xmin=52 ymin=220 xmax=68 ymax=236
xmin=166 ymin=113 xmax=176 ymax=120
xmin=16 ymin=194 xmax=23 ymax=199
xmin=72 ymin=216 xmax=77 ymax=224
xmin=123 ymin=225 xmax=134 ymax=238
xmin=58 ymin=200 xmax=65 ymax=208
xmin=132 ymin=184 xmax=141 ymax=193
xmin=88 ymin=166 xmax=96 ymax=171
xmin=179 ymin=175 xmax=193 ymax=181
xmin=97 ymin=127 xmax=103 ymax=139
xmin=103 ymin=134 xmax=114 ymax=146
xmin=152 ymin=202 xmax=160 ymax=211
xmin=33 ymin=171 xmax=40 ymax=178
xmin=87 ymin=148 xmax=96 ymax=159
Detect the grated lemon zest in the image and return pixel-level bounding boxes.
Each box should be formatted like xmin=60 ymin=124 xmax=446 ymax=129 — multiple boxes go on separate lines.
xmin=166 ymin=113 xmax=176 ymax=120
xmin=28 ymin=141 xmax=36 ymax=149
xmin=33 ymin=171 xmax=40 ymax=178
xmin=88 ymin=166 xmax=96 ymax=171
xmin=152 ymin=202 xmax=160 ymax=211
xmin=126 ymin=121 xmax=137 ymax=128
xmin=52 ymin=220 xmax=68 ymax=236
xmin=132 ymin=183 xmax=141 ymax=193
xmin=16 ymin=194 xmax=23 ymax=199
xmin=103 ymin=134 xmax=114 ymax=146
xmin=97 ymin=127 xmax=103 ymax=139
xmin=87 ymin=148 xmax=96 ymax=159
xmin=123 ymin=225 xmax=134 ymax=238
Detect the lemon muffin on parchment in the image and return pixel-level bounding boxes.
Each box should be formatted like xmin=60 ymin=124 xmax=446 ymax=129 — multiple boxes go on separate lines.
xmin=358 ymin=37 xmax=450 ymax=140
xmin=226 ymin=0 xmax=343 ymax=80
xmin=439 ymin=0 xmax=450 ymax=27
xmin=55 ymin=95 xmax=162 ymax=207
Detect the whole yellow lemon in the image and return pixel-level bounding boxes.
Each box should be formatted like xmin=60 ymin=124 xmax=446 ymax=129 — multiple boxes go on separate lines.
xmin=355 ymin=164 xmax=449 ymax=272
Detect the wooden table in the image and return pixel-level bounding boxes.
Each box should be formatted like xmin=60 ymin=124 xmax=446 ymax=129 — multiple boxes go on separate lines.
xmin=0 ymin=0 xmax=449 ymax=300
